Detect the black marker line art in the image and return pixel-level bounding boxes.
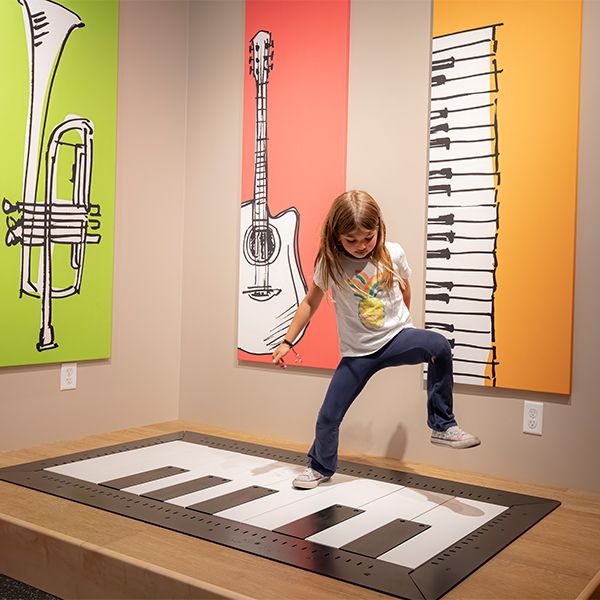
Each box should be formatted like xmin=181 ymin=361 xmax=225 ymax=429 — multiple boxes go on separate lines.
xmin=429 ymin=184 xmax=495 ymax=195
xmin=432 ymin=52 xmax=495 ymax=72
xmin=425 ymin=24 xmax=502 ymax=386
xmin=426 ymin=280 xmax=494 ymax=290
xmin=426 ymin=321 xmax=491 ymax=335
xmin=429 ymin=167 xmax=500 ymax=180
xmin=238 ymin=30 xmax=307 ymax=355
xmin=432 ymin=64 xmax=502 ymax=89
xmin=428 ymin=213 xmax=498 ymax=225
xmin=431 ymin=101 xmax=494 ymax=121
xmin=427 ymin=232 xmax=496 ymax=242
xmin=426 ymin=293 xmax=493 ymax=304
xmin=427 ymin=248 xmax=497 ymax=260
xmin=427 ymin=267 xmax=495 ymax=273
xmin=453 ymin=371 xmax=493 ymax=380
xmin=451 ymin=340 xmax=494 ymax=351
xmin=429 ymin=152 xmax=498 ymax=164
xmin=427 ymin=204 xmax=497 ymax=209
xmin=2 ymin=0 xmax=101 ymax=352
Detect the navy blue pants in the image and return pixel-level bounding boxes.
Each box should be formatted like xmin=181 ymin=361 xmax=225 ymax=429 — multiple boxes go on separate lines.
xmin=308 ymin=328 xmax=457 ymax=476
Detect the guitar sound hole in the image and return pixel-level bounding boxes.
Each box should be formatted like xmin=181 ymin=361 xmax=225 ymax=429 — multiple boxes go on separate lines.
xmin=243 ymin=225 xmax=281 ymax=266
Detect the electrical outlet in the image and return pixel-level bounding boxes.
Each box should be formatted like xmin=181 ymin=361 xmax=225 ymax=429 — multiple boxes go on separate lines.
xmin=60 ymin=363 xmax=77 ymax=390
xmin=523 ymin=400 xmax=543 ymax=435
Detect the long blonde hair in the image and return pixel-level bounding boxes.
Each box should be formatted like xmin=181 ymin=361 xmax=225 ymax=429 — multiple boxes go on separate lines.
xmin=316 ymin=190 xmax=405 ymax=292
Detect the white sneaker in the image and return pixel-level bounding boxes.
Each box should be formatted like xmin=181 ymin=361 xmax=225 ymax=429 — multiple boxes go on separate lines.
xmin=431 ymin=425 xmax=481 ymax=449
xmin=292 ymin=467 xmax=330 ymax=489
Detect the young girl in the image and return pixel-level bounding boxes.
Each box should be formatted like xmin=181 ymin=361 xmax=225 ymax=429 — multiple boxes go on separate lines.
xmin=272 ymin=190 xmax=480 ymax=489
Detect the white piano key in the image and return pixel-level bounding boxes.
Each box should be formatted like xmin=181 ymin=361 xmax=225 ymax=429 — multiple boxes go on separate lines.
xmin=306 ymin=486 xmax=451 ymax=549
xmin=425 ymin=261 xmax=496 ymax=287
xmin=428 ymin=188 xmax=497 ymax=207
xmin=427 ymin=218 xmax=498 ymax=234
xmin=246 ymin=478 xmax=406 ymax=532
xmin=427 ymin=288 xmax=495 ymax=305
xmin=127 ymin=458 xmax=293 ymax=498
xmin=427 ymin=252 xmax=496 ymax=273
xmin=165 ymin=461 xmax=309 ymax=508
xmin=378 ymin=497 xmax=508 ymax=569
xmin=431 ymin=107 xmax=496 ymax=134
xmin=432 ymin=73 xmax=497 ymax=103
xmin=427 ymin=299 xmax=494 ymax=321
xmin=449 ymin=330 xmax=495 ymax=350
xmin=215 ymin=474 xmax=356 ymax=523
xmin=427 ymin=237 xmax=496 ymax=255
xmin=428 ymin=203 xmax=498 ymax=222
xmin=426 ymin=282 xmax=493 ymax=302
xmin=452 ymin=359 xmax=494 ymax=376
xmin=426 ymin=267 xmax=496 ymax=284
xmin=429 ymin=138 xmax=495 ymax=163
xmin=433 ymin=27 xmax=497 ymax=54
xmin=454 ymin=373 xmax=488 ymax=385
xmin=429 ymin=126 xmax=495 ymax=145
xmin=46 ymin=441 xmax=216 ymax=483
xmin=429 ymin=173 xmax=497 ymax=190
xmin=46 ymin=441 xmax=276 ymax=488
xmin=433 ymin=40 xmax=495 ymax=63
xmin=425 ymin=304 xmax=493 ymax=324
xmin=451 ymin=344 xmax=493 ymax=364
xmin=429 ymin=162 xmax=498 ymax=185
xmin=425 ymin=311 xmax=493 ymax=335
xmin=433 ymin=55 xmax=496 ymax=82
xmin=434 ymin=90 xmax=496 ymax=114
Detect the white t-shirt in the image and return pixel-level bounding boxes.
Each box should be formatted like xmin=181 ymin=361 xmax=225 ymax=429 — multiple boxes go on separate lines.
xmin=313 ymin=242 xmax=413 ymax=357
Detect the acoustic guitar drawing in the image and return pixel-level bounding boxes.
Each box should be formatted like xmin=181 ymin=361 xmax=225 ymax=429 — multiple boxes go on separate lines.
xmin=238 ymin=30 xmax=307 ymax=355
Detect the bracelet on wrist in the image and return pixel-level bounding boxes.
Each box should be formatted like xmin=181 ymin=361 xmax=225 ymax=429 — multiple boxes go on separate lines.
xmin=281 ymin=339 xmax=294 ymax=348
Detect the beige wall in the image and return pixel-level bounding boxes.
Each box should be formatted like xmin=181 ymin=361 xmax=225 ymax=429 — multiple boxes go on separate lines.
xmin=0 ymin=0 xmax=189 ymax=450
xmin=1 ymin=0 xmax=598 ymax=494
xmin=180 ymin=0 xmax=600 ymax=493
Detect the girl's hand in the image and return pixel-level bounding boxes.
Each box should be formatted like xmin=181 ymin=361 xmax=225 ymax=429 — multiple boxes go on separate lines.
xmin=272 ymin=343 xmax=290 ymax=369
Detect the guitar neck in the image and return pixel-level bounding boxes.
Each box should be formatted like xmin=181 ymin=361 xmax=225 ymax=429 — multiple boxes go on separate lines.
xmin=253 ymin=81 xmax=268 ymax=224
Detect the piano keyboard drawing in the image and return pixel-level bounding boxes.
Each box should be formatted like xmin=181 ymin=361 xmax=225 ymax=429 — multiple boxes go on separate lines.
xmin=426 ymin=24 xmax=502 ymax=386
xmin=0 ymin=431 xmax=559 ymax=599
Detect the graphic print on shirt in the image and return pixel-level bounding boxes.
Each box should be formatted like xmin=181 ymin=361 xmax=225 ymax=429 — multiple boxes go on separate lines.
xmin=349 ymin=271 xmax=385 ymax=330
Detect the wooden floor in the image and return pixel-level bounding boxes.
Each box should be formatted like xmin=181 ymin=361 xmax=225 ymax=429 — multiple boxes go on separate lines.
xmin=1 ymin=421 xmax=599 ymax=600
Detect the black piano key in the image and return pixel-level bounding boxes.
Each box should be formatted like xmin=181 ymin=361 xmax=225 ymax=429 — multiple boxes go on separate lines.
xmin=186 ymin=485 xmax=277 ymax=514
xmin=100 ymin=466 xmax=188 ymax=490
xmin=142 ymin=475 xmax=230 ymax=501
xmin=341 ymin=518 xmax=431 ymax=558
xmin=274 ymin=505 xmax=364 ymax=539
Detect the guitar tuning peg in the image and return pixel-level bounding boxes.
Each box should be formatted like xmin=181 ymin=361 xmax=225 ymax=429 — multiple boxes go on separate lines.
xmin=270 ymin=50 xmax=275 ymax=60
xmin=249 ymin=66 xmax=253 ymax=75
xmin=271 ymin=40 xmax=275 ymax=49
xmin=248 ymin=57 xmax=252 ymax=64
xmin=249 ymin=43 xmax=252 ymax=52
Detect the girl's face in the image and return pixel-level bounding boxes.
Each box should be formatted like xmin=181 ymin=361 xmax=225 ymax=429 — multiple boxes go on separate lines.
xmin=338 ymin=227 xmax=378 ymax=259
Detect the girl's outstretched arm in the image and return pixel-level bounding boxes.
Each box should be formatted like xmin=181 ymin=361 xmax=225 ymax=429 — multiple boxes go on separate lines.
xmin=272 ymin=283 xmax=325 ymax=368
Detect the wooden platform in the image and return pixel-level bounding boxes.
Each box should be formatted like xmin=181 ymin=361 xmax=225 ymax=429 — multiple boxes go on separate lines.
xmin=1 ymin=421 xmax=599 ymax=599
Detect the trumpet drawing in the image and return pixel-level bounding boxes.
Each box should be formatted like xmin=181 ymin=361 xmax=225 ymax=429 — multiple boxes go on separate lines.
xmin=3 ymin=0 xmax=101 ymax=352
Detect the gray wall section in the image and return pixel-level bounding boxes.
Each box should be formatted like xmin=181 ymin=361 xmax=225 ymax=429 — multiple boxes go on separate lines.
xmin=0 ymin=0 xmax=598 ymax=493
